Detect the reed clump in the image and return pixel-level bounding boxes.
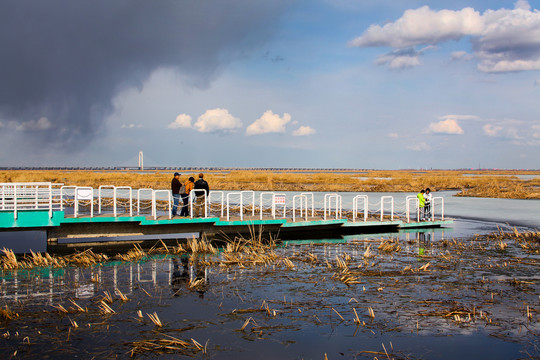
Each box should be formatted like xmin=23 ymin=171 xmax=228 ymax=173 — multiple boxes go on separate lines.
xmin=480 ymin=228 xmax=540 ymax=253
xmin=128 ymin=334 xmax=205 ymax=357
xmin=0 ymin=305 xmax=19 ymax=321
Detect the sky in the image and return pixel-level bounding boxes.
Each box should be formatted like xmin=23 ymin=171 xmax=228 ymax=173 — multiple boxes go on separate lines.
xmin=0 ymin=0 xmax=539 ymax=169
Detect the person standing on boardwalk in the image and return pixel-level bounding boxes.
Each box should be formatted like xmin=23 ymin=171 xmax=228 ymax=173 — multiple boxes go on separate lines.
xmin=171 ymin=172 xmax=182 ymax=216
xmin=424 ymin=188 xmax=432 ymax=220
xmin=193 ymin=173 xmax=209 ymax=217
xmin=180 ymin=176 xmax=195 ymax=216
xmin=417 ymin=189 xmax=426 ymax=221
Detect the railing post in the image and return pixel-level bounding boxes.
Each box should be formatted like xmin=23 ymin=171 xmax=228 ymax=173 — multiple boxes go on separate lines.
xmin=259 ymin=192 xmax=276 ymax=220
xmin=293 ymin=194 xmax=308 ymax=222
xmin=300 ymin=192 xmax=315 ymax=218
xmin=240 ymin=190 xmax=255 ymax=218
xmin=209 ymin=191 xmax=224 ymax=217
xmin=380 ymin=196 xmax=394 ymax=221
xmin=13 ymin=185 xmax=18 ymax=220
xmin=226 ymin=192 xmax=241 ymax=221
xmin=406 ymin=196 xmax=418 ymax=223
xmin=353 ymin=195 xmax=368 ymax=222
xmin=48 ymin=184 xmax=53 ymax=218
xmin=190 ymin=189 xmax=208 ymax=218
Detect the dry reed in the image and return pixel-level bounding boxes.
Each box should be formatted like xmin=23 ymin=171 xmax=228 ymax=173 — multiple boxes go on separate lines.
xmin=128 ymin=334 xmax=204 ymax=356
xmin=2 ymin=169 xmax=539 ymax=198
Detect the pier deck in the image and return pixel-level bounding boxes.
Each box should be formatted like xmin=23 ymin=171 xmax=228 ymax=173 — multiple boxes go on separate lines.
xmin=0 ymin=182 xmax=452 ymax=247
xmin=0 ymin=210 xmax=452 ymax=244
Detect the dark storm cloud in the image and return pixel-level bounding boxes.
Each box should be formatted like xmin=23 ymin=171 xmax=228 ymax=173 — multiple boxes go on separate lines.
xmin=0 ymin=0 xmax=289 ymax=149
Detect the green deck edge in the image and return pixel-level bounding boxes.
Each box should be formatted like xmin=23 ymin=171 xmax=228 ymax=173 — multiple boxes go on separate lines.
xmin=281 ymin=219 xmax=347 ymax=227
xmin=0 ymin=210 xmax=453 ymax=232
xmin=215 ymin=219 xmax=287 ymax=226
xmin=399 ymin=220 xmax=453 ymax=228
xmin=342 ymin=220 xmax=402 ymax=227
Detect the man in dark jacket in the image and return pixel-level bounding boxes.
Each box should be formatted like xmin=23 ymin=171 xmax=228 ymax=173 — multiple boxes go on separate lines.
xmin=171 ymin=172 xmax=182 ymax=216
xmin=193 ymin=173 xmax=209 ymax=217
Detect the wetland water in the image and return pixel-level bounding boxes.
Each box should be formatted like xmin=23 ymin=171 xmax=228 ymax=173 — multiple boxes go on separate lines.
xmin=0 ymin=193 xmax=539 ymax=359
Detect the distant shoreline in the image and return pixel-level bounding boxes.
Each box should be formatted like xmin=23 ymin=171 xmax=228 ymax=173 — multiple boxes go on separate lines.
xmin=1 ymin=169 xmax=539 ymax=199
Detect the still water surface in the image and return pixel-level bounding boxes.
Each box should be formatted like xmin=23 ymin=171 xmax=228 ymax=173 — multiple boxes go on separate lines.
xmin=0 ymin=193 xmax=538 ymax=359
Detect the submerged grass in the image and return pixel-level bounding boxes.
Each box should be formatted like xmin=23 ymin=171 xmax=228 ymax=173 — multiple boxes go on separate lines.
xmin=0 ymin=227 xmax=539 ymax=358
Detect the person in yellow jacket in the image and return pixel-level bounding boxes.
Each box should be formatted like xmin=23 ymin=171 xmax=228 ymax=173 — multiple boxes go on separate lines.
xmin=417 ymin=189 xmax=426 ymax=221
xmin=180 ymin=177 xmax=195 ymax=216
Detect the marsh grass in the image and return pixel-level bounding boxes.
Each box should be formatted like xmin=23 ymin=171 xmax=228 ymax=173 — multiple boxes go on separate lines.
xmin=1 ymin=169 xmax=539 ymax=198
xmin=1 ymin=227 xmax=538 ymax=358
xmin=128 ymin=334 xmax=204 ymax=356
xmin=0 ymin=305 xmax=19 ymax=321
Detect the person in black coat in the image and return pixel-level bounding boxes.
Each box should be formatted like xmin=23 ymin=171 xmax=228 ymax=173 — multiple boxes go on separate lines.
xmin=193 ymin=173 xmax=209 ymax=217
xmin=171 ymin=172 xmax=182 ymax=216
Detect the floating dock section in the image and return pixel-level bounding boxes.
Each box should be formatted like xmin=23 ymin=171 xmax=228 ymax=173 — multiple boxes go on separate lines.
xmin=0 ymin=183 xmax=452 ymax=246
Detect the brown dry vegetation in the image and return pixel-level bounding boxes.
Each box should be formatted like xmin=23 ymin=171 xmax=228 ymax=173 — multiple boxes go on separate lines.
xmin=1 ymin=169 xmax=539 ymax=199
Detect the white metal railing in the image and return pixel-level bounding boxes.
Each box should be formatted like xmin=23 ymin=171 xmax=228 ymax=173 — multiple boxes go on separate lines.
xmin=60 ymin=185 xmax=77 ymax=211
xmin=209 ymin=191 xmax=225 ymax=217
xmin=292 ymin=194 xmax=308 ymax=222
xmin=241 ymin=190 xmax=255 ymax=218
xmin=74 ymin=187 xmax=94 ymax=218
xmin=405 ymin=196 xmax=418 ymax=223
xmin=1 ymin=183 xmax=448 ymax=224
xmin=380 ymin=196 xmax=394 ymax=221
xmin=153 ymin=190 xmax=171 ymax=220
xmin=225 ymin=192 xmax=242 ymax=221
xmin=0 ymin=182 xmax=61 ymax=220
xmin=324 ymin=193 xmax=342 ymax=220
xmin=137 ymin=189 xmax=154 ymax=215
xmin=259 ymin=192 xmax=275 ymax=220
xmin=353 ymin=195 xmax=368 ymax=222
xmin=190 ymin=189 xmax=208 ymax=219
xmin=432 ymin=197 xmax=444 ymax=221
xmin=300 ymin=192 xmax=315 ymax=217
xmin=98 ymin=185 xmax=115 ymax=215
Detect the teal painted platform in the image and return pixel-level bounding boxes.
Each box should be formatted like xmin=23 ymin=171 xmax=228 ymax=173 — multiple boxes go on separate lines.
xmin=0 ymin=210 xmax=453 ymax=242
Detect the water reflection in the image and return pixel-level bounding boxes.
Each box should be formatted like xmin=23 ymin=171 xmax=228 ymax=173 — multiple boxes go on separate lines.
xmin=0 ymin=234 xmax=538 ymax=359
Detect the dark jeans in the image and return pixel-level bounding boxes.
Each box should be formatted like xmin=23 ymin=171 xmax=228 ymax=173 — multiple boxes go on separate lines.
xmin=172 ymin=193 xmax=181 ymax=216
xmin=180 ymin=194 xmax=189 ymax=216
xmin=424 ymin=203 xmax=431 ymax=220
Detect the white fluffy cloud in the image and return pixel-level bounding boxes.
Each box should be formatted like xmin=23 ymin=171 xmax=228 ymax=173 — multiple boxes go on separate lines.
xmin=350 ymin=6 xmax=483 ymax=48
xmin=351 ymin=1 xmax=540 ymax=73
xmin=13 ymin=117 xmax=52 ymax=131
xmin=193 ymin=108 xmax=242 ymax=133
xmin=246 ymin=110 xmax=291 ymax=135
xmin=292 ymin=126 xmax=316 ymax=136
xmin=168 ymin=114 xmax=193 ymax=129
xmin=428 ymin=119 xmax=464 ymax=135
